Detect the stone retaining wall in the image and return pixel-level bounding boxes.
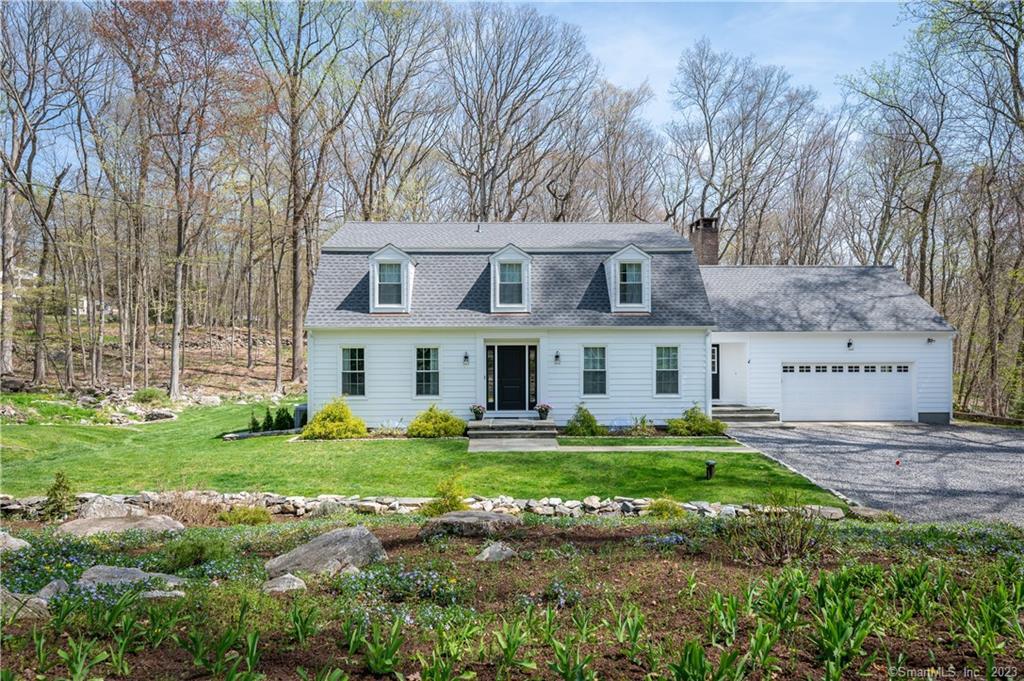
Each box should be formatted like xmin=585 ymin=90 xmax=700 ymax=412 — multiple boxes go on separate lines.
xmin=0 ymin=490 xmax=863 ymax=521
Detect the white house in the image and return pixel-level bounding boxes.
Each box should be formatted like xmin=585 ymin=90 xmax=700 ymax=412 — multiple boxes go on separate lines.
xmin=305 ymin=221 xmax=954 ymax=426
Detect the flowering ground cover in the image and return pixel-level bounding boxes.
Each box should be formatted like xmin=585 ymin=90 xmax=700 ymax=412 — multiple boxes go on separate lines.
xmin=1 ymin=513 xmax=1022 ymax=680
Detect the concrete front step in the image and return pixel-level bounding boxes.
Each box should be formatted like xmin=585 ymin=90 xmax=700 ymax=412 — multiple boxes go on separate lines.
xmin=714 ymin=406 xmax=777 ymax=415
xmin=468 ymin=429 xmax=558 ymax=439
xmin=717 ymin=413 xmax=781 ymax=422
xmin=467 ymin=418 xmax=555 ymax=431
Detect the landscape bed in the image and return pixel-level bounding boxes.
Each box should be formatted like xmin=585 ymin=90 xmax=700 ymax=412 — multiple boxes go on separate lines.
xmin=1 ymin=513 xmax=1022 ymax=680
xmin=1 ymin=400 xmax=837 ymax=506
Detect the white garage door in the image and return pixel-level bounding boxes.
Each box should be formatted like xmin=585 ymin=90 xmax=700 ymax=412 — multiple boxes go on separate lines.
xmin=781 ymin=363 xmax=913 ymax=421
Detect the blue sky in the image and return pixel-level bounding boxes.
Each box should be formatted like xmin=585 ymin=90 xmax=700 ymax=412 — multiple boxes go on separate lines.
xmin=536 ymin=2 xmax=910 ymax=124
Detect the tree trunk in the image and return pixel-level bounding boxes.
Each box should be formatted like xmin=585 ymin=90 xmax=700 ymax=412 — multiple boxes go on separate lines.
xmin=0 ymin=181 xmax=16 ymax=375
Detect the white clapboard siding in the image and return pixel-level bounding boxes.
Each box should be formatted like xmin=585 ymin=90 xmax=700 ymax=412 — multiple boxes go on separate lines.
xmin=710 ymin=331 xmax=954 ymax=421
xmin=308 ymin=327 xmax=709 ymax=426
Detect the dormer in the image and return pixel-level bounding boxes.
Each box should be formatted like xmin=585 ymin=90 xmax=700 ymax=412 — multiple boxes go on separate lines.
xmin=605 ymin=244 xmax=652 ymax=313
xmin=368 ymin=244 xmax=414 ymax=313
xmin=489 ymin=244 xmax=532 ymax=313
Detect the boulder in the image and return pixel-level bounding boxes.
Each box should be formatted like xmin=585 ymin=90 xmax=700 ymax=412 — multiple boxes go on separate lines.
xmin=848 ymin=506 xmax=898 ymax=523
xmin=262 ymin=573 xmax=307 ymax=594
xmin=802 ymin=505 xmax=846 ymax=521
xmin=144 ymin=408 xmax=175 ymax=421
xmin=196 ymin=394 xmax=222 ymax=406
xmin=0 ymin=530 xmax=30 ymax=553
xmin=35 ymin=579 xmax=69 ymax=602
xmin=140 ymin=590 xmax=186 ymax=600
xmin=1 ymin=587 xmax=49 ymax=619
xmin=265 ymin=526 xmax=386 ymax=579
xmin=56 ymin=514 xmax=184 ymax=537
xmin=75 ymin=566 xmax=185 ymax=589
xmin=475 ymin=541 xmax=517 ymax=562
xmin=418 ymin=510 xmax=523 ymax=539
xmin=77 ymin=496 xmax=147 ymax=519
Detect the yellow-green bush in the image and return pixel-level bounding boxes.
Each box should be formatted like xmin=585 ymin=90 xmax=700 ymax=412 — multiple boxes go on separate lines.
xmin=218 ymin=506 xmax=273 ymax=526
xmin=406 ymin=405 xmax=466 ymax=438
xmin=563 ymin=403 xmax=608 ymax=436
xmin=421 ymin=473 xmax=470 ymax=517
xmin=300 ymin=399 xmax=368 ymax=440
xmin=666 ymin=405 xmax=728 ymax=436
xmin=646 ymin=498 xmax=686 ymax=520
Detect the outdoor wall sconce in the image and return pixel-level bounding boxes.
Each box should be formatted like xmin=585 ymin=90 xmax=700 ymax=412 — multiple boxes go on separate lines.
xmin=847 ymin=339 xmax=854 ymax=350
xmin=554 ymin=351 xmax=561 ymax=365
xmin=463 ymin=352 xmax=470 ymax=365
xmin=927 ymin=338 xmax=935 ymax=344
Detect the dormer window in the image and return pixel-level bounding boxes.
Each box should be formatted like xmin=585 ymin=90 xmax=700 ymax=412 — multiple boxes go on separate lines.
xmin=499 ymin=263 xmax=523 ymax=305
xmin=368 ymin=244 xmax=414 ymax=313
xmin=619 ymin=263 xmax=643 ymax=305
xmin=377 ymin=263 xmax=403 ymax=305
xmin=605 ymin=244 xmax=652 ymax=313
xmin=489 ymin=244 xmax=532 ymax=313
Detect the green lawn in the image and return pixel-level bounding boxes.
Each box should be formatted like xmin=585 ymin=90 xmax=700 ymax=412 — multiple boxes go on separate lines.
xmin=557 ymin=436 xmax=736 ymax=447
xmin=0 ymin=401 xmax=839 ymax=505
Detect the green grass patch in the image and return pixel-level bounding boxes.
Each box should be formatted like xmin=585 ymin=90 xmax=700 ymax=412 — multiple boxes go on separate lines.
xmin=557 ymin=436 xmax=736 ymax=447
xmin=1 ymin=400 xmax=839 ymax=505
xmin=0 ymin=392 xmax=107 ymax=424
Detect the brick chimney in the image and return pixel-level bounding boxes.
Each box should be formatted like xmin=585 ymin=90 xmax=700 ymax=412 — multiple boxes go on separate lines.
xmin=688 ymin=216 xmax=719 ymax=265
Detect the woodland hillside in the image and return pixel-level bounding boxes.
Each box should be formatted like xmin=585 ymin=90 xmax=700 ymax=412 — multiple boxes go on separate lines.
xmin=1 ymin=1 xmax=1022 ymax=416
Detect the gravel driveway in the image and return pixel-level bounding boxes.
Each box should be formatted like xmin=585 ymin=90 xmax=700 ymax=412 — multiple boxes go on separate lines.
xmin=731 ymin=423 xmax=1024 ymax=525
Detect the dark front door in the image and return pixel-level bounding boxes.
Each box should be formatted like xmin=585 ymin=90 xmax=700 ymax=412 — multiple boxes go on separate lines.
xmin=711 ymin=344 xmax=720 ymax=400
xmin=497 ymin=345 xmax=527 ymax=411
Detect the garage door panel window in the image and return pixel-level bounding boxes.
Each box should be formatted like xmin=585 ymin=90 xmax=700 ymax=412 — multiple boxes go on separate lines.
xmin=897 ymin=365 xmax=909 ymax=373
xmin=881 ymin=365 xmax=893 ymax=373
xmin=831 ymin=365 xmax=843 ymax=373
xmin=782 ymin=365 xmax=794 ymax=373
xmin=815 ymin=365 xmax=827 ymax=373
xmin=848 ymin=365 xmax=860 ymax=373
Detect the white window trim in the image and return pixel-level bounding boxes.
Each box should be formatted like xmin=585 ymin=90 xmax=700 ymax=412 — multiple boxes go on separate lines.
xmin=412 ymin=346 xmax=441 ymax=400
xmin=489 ymin=244 xmax=532 ymax=313
xmin=368 ymin=244 xmax=414 ymax=313
xmin=340 ymin=346 xmax=367 ymax=400
xmin=580 ymin=344 xmax=609 ymax=398
xmin=652 ymin=344 xmax=681 ymax=397
xmin=604 ymin=244 xmax=652 ymax=313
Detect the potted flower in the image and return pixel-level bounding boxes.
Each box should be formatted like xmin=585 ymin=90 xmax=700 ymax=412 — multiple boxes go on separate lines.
xmin=470 ymin=404 xmax=486 ymax=421
xmin=535 ymin=403 xmax=552 ymax=420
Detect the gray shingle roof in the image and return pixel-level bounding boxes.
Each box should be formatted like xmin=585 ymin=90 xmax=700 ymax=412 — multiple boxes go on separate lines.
xmin=306 ymin=251 xmax=715 ymax=328
xmin=322 ymin=221 xmax=692 ymax=251
xmin=700 ymin=266 xmax=954 ymax=333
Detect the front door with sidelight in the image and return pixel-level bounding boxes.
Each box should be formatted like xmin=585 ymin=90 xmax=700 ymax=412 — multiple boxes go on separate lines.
xmin=486 ymin=344 xmax=538 ymax=412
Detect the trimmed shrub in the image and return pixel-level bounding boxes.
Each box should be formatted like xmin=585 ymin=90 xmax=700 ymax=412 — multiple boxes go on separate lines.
xmin=159 ymin=534 xmax=233 ymax=572
xmin=421 ymin=473 xmax=469 ymax=517
xmin=261 ymin=406 xmax=275 ymax=432
xmin=667 ymin=405 xmax=728 ymax=436
xmin=273 ymin=406 xmax=294 ymax=430
xmin=248 ymin=409 xmax=260 ymax=433
xmin=562 ymin=403 xmax=608 ymax=436
xmin=41 ymin=471 xmax=75 ymax=521
xmin=646 ymin=498 xmax=686 ymax=520
xmin=132 ymin=387 xmax=168 ymax=405
xmin=406 ymin=405 xmax=466 ymax=438
xmin=218 ymin=506 xmax=272 ymax=526
xmin=301 ymin=398 xmax=368 ymax=440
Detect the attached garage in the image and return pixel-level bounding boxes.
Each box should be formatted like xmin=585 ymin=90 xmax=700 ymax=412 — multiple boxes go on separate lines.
xmin=780 ymin=363 xmax=913 ymax=421
xmin=701 ymin=266 xmax=955 ymax=425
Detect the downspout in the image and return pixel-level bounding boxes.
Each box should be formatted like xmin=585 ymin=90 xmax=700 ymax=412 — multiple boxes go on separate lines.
xmin=705 ymin=329 xmax=713 ymax=417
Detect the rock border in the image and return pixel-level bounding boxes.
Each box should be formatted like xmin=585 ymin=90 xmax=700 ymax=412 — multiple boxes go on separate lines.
xmin=0 ymin=490 xmax=878 ymax=522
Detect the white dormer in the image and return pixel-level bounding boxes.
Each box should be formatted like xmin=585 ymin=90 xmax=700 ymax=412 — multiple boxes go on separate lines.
xmin=369 ymin=244 xmax=414 ymax=313
xmin=489 ymin=244 xmax=532 ymax=313
xmin=605 ymin=244 xmax=652 ymax=313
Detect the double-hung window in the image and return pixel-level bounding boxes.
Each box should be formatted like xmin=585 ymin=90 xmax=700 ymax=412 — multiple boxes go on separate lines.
xmin=415 ymin=347 xmax=439 ymax=396
xmin=619 ymin=263 xmax=643 ymax=305
xmin=341 ymin=348 xmax=365 ymax=396
xmin=377 ymin=263 xmax=402 ymax=305
xmin=655 ymin=346 xmax=679 ymax=395
xmin=498 ymin=263 xmax=523 ymax=305
xmin=582 ymin=346 xmax=606 ymax=395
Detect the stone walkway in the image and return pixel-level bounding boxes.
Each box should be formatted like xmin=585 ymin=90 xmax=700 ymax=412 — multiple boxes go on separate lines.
xmin=467 ymin=439 xmax=755 ymax=453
